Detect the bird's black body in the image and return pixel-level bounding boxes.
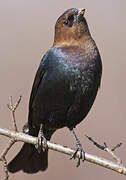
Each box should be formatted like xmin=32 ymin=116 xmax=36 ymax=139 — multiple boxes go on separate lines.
xmin=29 ymin=46 xmax=101 ymax=132
xmin=8 ymin=8 xmax=102 ymax=174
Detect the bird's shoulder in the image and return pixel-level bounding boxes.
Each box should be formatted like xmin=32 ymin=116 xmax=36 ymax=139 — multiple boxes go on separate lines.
xmin=28 ymin=47 xmax=65 ymax=110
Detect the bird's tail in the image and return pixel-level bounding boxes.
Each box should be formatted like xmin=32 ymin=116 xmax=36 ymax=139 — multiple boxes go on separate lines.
xmin=7 ymin=126 xmax=55 ymax=174
xmin=7 ymin=143 xmax=48 ymax=173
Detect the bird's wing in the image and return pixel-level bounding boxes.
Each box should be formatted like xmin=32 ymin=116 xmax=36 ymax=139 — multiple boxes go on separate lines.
xmin=28 ymin=51 xmax=50 ymax=128
xmin=28 ymin=49 xmax=62 ymax=127
xmin=28 ymin=48 xmax=60 ymax=110
xmin=28 ymin=60 xmax=45 ymax=110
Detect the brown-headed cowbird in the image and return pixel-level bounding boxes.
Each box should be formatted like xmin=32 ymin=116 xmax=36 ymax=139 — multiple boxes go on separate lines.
xmin=8 ymin=8 xmax=102 ymax=173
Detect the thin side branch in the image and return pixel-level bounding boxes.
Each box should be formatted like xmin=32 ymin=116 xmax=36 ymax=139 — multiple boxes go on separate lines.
xmin=104 ymin=142 xmax=122 ymax=164
xmin=85 ymin=135 xmax=123 ymax=170
xmin=1 ymin=157 xmax=9 ymax=180
xmin=0 ymin=96 xmax=126 ymax=178
xmin=0 ymin=139 xmax=15 ymax=160
xmin=0 ymin=127 xmax=126 ymax=176
xmin=0 ymin=96 xmax=21 ymax=180
xmin=7 ymin=96 xmax=21 ymax=132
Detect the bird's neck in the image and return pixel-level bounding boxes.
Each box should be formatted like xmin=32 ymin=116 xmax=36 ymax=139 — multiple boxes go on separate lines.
xmin=53 ymin=35 xmax=95 ymax=51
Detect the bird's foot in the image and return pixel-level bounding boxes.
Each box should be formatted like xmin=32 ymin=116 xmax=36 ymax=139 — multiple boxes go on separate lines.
xmin=69 ymin=128 xmax=85 ymax=167
xmin=36 ymin=135 xmax=47 ymax=153
xmin=35 ymin=124 xmax=47 ymax=153
xmin=70 ymin=142 xmax=85 ymax=167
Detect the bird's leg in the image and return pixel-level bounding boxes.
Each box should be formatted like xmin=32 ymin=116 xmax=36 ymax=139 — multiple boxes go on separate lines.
xmin=69 ymin=128 xmax=85 ymax=167
xmin=35 ymin=124 xmax=47 ymax=153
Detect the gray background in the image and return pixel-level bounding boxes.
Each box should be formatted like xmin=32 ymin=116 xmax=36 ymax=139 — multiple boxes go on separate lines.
xmin=0 ymin=0 xmax=126 ymax=179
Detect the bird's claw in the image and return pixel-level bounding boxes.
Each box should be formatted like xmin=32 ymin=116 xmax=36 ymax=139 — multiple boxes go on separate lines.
xmin=35 ymin=123 xmax=47 ymax=153
xmin=35 ymin=135 xmax=47 ymax=153
xmin=70 ymin=142 xmax=85 ymax=167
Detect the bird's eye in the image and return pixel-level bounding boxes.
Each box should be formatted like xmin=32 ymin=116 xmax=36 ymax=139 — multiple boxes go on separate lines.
xmin=63 ymin=20 xmax=69 ymax=25
xmin=63 ymin=15 xmax=74 ymax=27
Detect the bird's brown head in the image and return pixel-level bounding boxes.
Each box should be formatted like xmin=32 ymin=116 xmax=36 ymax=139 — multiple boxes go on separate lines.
xmin=53 ymin=8 xmax=91 ymax=47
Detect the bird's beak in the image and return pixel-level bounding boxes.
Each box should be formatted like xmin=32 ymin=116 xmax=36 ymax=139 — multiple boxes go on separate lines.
xmin=78 ymin=8 xmax=85 ymax=17
xmin=75 ymin=8 xmax=85 ymax=23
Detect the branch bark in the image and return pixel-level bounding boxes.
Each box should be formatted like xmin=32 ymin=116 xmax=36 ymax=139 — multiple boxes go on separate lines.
xmin=0 ymin=127 xmax=126 ymax=176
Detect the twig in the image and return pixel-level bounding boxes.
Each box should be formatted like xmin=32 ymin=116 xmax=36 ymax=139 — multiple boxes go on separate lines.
xmin=0 ymin=139 xmax=15 ymax=180
xmin=1 ymin=96 xmax=21 ymax=159
xmin=85 ymin=135 xmax=123 ymax=165
xmin=85 ymin=135 xmax=105 ymax=150
xmin=0 ymin=96 xmax=126 ymax=178
xmin=1 ymin=157 xmax=9 ymax=180
xmin=7 ymin=96 xmax=22 ymax=132
xmin=0 ymin=127 xmax=126 ymax=176
xmin=104 ymin=142 xmax=122 ymax=164
xmin=0 ymin=139 xmax=15 ymax=160
xmin=111 ymin=143 xmax=122 ymax=152
xmin=0 ymin=96 xmax=22 ymax=180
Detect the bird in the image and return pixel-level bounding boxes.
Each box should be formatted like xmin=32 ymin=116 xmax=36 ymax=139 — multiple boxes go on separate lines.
xmin=7 ymin=8 xmax=102 ymax=173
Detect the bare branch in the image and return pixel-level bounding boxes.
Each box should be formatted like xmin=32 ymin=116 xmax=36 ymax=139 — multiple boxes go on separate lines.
xmin=86 ymin=135 xmax=123 ymax=166
xmin=111 ymin=143 xmax=122 ymax=152
xmin=7 ymin=96 xmax=22 ymax=132
xmin=0 ymin=96 xmax=22 ymax=179
xmin=0 ymin=139 xmax=15 ymax=160
xmin=1 ymin=157 xmax=9 ymax=180
xmin=0 ymin=139 xmax=15 ymax=180
xmin=0 ymin=96 xmax=126 ymax=178
xmin=85 ymin=135 xmax=105 ymax=150
xmin=103 ymin=142 xmax=122 ymax=164
xmin=0 ymin=127 xmax=126 ymax=176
